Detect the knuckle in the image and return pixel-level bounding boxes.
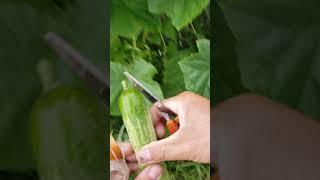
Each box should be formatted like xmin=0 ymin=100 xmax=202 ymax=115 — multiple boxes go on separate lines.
xmin=159 ymin=146 xmax=167 ymax=161
xmin=179 ymin=91 xmax=195 ymax=100
xmin=180 ymin=91 xmax=193 ymax=96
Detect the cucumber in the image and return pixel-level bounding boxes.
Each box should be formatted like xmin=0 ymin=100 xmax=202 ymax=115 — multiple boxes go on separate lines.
xmin=30 ymin=86 xmax=106 ymax=180
xmin=119 ymin=80 xmax=171 ymax=180
xmin=30 ymin=59 xmax=106 ymax=180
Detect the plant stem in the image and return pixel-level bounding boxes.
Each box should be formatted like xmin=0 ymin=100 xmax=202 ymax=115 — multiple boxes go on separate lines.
xmin=191 ymin=23 xmax=200 ymax=39
xmin=159 ymin=31 xmax=167 ymax=53
xmin=37 ymin=58 xmax=56 ymax=91
xmin=121 ymin=80 xmax=129 ymax=91
xmin=205 ymin=7 xmax=210 ymax=21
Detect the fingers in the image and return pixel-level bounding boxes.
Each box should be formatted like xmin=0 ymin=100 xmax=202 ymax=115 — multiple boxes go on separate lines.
xmin=150 ymin=104 xmax=166 ymax=139
xmin=118 ymin=142 xmax=140 ymax=174
xmin=136 ymin=134 xmax=188 ymax=163
xmin=118 ymin=143 xmax=134 ymax=157
xmin=155 ymin=122 xmax=165 ymax=139
xmin=126 ymin=153 xmax=137 ymax=162
xmin=135 ymin=164 xmax=162 ymax=180
xmin=127 ymin=162 xmax=140 ymax=173
xmin=150 ymin=104 xmax=163 ymax=125
xmin=110 ymin=171 xmax=125 ymax=180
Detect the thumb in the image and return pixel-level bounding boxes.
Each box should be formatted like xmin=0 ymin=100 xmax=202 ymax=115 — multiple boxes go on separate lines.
xmin=136 ymin=134 xmax=186 ymax=163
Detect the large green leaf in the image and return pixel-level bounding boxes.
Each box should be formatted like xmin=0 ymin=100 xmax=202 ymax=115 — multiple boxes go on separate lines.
xmin=111 ymin=0 xmax=160 ymax=39
xmin=179 ymin=39 xmax=210 ymax=98
xmin=162 ymin=44 xmax=192 ymax=98
xmin=110 ymin=59 xmax=164 ymax=116
xmin=219 ymin=0 xmax=320 ymax=119
xmin=147 ymin=0 xmax=209 ymax=30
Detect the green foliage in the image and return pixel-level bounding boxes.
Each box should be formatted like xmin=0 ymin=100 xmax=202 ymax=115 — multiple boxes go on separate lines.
xmin=110 ymin=59 xmax=163 ymax=116
xmin=162 ymin=44 xmax=192 ymax=97
xmin=217 ymin=0 xmax=320 ymax=120
xmin=111 ymin=0 xmax=210 ymax=179
xmin=148 ymin=0 xmax=209 ymax=30
xmin=111 ymin=0 xmax=160 ymax=38
xmin=179 ymin=39 xmax=210 ymax=98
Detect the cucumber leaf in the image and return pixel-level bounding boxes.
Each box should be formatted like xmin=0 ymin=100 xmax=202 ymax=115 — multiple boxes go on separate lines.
xmin=147 ymin=0 xmax=209 ymax=30
xmin=111 ymin=0 xmax=160 ymax=39
xmin=110 ymin=59 xmax=164 ymax=116
xmin=162 ymin=43 xmax=192 ymax=98
xmin=219 ymin=0 xmax=320 ymax=119
xmin=129 ymin=58 xmax=164 ymax=100
xmin=179 ymin=39 xmax=210 ymax=98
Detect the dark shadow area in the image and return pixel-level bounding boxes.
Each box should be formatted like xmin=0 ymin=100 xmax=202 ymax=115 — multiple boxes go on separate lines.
xmin=0 ymin=0 xmax=108 ymax=179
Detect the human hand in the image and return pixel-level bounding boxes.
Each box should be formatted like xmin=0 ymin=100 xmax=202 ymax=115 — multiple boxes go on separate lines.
xmin=116 ymin=143 xmax=163 ymax=180
xmin=136 ymin=91 xmax=210 ymax=164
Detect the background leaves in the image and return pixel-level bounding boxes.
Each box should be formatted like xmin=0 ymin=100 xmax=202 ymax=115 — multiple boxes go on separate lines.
xmin=217 ymin=0 xmax=320 ymax=120
xmin=110 ymin=0 xmax=211 ymax=179
xmin=179 ymin=39 xmax=210 ymax=98
xmin=110 ymin=59 xmax=164 ymax=116
xmin=147 ymin=0 xmax=210 ymax=30
xmin=111 ymin=0 xmax=160 ymax=38
xmin=0 ymin=0 xmax=107 ymax=173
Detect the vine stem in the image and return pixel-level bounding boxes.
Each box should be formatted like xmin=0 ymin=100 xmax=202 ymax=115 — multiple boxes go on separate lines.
xmin=37 ymin=58 xmax=56 ymax=91
xmin=159 ymin=31 xmax=167 ymax=53
xmin=191 ymin=23 xmax=200 ymax=40
xmin=121 ymin=80 xmax=129 ymax=91
xmin=205 ymin=8 xmax=210 ymax=21
xmin=178 ymin=31 xmax=183 ymax=48
xmin=132 ymin=37 xmax=137 ymax=49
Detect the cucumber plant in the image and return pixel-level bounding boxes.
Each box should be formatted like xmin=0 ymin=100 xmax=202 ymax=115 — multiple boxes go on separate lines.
xmin=110 ymin=0 xmax=211 ymax=179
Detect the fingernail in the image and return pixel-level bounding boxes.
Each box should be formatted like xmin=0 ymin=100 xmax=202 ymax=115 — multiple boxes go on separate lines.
xmin=147 ymin=165 xmax=162 ymax=180
xmin=119 ymin=145 xmax=127 ymax=153
xmin=156 ymin=102 xmax=167 ymax=112
xmin=155 ymin=102 xmax=162 ymax=108
xmin=136 ymin=149 xmax=152 ymax=163
xmin=110 ymin=171 xmax=124 ymax=180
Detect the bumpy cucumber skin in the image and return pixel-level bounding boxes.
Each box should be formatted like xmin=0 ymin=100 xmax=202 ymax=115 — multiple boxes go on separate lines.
xmin=30 ymin=86 xmax=106 ymax=180
xmin=119 ymin=87 xmax=157 ymax=151
xmin=119 ymin=86 xmax=171 ymax=180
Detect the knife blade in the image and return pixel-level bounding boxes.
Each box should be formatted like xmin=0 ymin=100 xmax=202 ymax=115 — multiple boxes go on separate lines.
xmin=44 ymin=32 xmax=109 ymax=100
xmin=123 ymin=71 xmax=159 ymax=103
xmin=123 ymin=71 xmax=179 ymax=134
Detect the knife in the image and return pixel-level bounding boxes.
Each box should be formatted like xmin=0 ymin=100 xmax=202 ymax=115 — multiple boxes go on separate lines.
xmin=44 ymin=32 xmax=109 ymax=102
xmin=124 ymin=71 xmax=180 ymax=135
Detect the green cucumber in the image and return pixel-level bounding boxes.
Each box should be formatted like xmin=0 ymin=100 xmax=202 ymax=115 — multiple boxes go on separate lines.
xmin=30 ymin=59 xmax=106 ymax=180
xmin=119 ymin=80 xmax=171 ymax=180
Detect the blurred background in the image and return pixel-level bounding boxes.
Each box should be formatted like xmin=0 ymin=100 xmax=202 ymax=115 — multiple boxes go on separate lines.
xmin=214 ymin=0 xmax=320 ymax=120
xmin=0 ymin=0 xmax=107 ymax=179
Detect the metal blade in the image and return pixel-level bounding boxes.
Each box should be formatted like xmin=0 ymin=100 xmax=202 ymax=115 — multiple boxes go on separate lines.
xmin=44 ymin=32 xmax=109 ymax=99
xmin=124 ymin=71 xmax=172 ymax=121
xmin=123 ymin=71 xmax=159 ymax=103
